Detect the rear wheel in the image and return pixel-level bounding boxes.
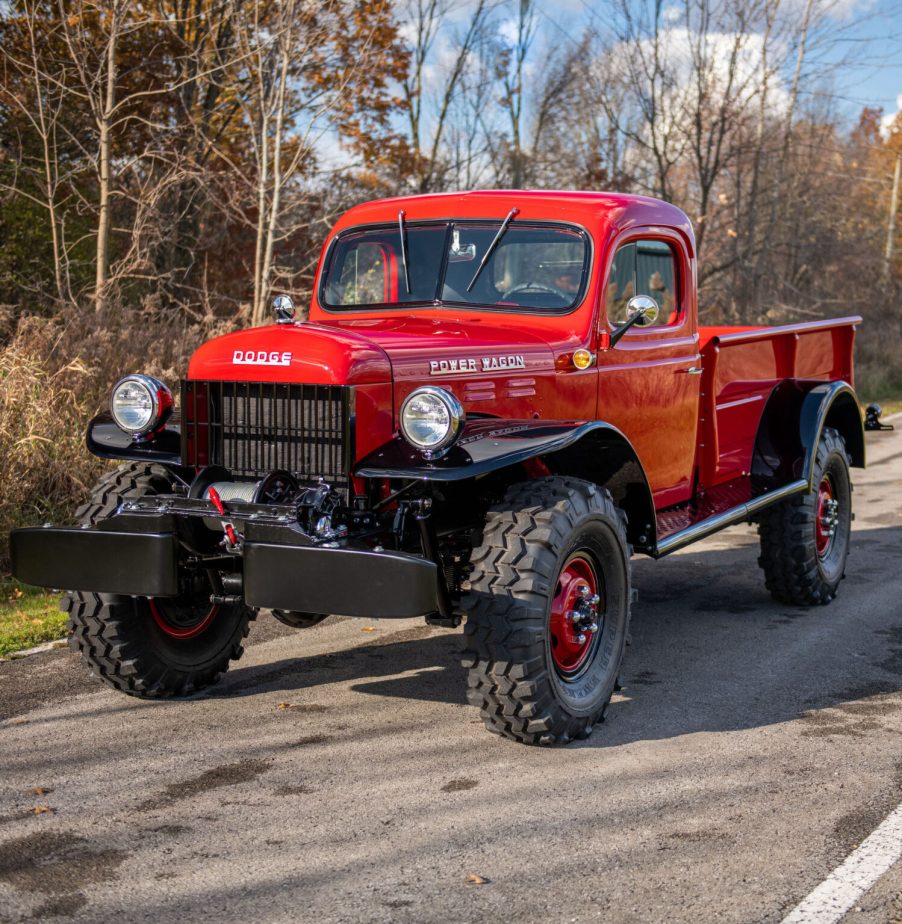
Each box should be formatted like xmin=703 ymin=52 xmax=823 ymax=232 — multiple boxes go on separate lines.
xmin=63 ymin=462 xmax=253 ymax=697
xmin=757 ymin=427 xmax=852 ymax=605
xmin=461 ymin=477 xmax=631 ymax=746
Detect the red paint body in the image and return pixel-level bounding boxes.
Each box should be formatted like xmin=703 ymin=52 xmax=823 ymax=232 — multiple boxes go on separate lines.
xmin=187 ymin=191 xmax=860 ymax=518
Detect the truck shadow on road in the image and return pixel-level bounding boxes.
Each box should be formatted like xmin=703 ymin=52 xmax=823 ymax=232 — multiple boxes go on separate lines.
xmin=218 ymin=524 xmax=902 ymax=747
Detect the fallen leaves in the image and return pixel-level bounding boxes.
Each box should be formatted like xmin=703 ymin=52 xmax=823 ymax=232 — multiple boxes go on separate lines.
xmin=32 ymin=786 xmax=53 ymax=796
xmin=33 ymin=805 xmax=53 ymax=815
xmin=465 ymin=873 xmax=489 ymax=885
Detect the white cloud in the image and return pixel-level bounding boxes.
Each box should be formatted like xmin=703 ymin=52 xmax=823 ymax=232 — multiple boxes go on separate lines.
xmin=497 ymin=17 xmax=520 ymax=47
xmin=881 ymin=95 xmax=902 ymax=138
xmin=606 ymin=26 xmax=791 ymax=119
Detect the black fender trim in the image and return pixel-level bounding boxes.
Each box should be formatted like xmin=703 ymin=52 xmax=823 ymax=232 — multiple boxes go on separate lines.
xmin=87 ymin=411 xmax=183 ymax=465
xmin=799 ymin=381 xmax=865 ymax=482
xmin=355 ymin=419 xmax=657 ymax=552
xmin=752 ymin=380 xmax=864 ymax=494
xmin=356 ymin=419 xmax=629 ymax=481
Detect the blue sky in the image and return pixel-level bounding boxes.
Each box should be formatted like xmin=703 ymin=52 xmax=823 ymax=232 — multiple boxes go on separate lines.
xmin=497 ymin=0 xmax=902 ymax=126
xmin=819 ymin=0 xmax=902 ymax=119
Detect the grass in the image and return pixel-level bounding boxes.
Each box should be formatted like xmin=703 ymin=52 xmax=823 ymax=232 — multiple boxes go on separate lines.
xmin=0 ymin=576 xmax=67 ymax=658
xmin=859 ymin=383 xmax=902 ymax=419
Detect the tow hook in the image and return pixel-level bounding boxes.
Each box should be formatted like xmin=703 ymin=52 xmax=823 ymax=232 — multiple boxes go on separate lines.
xmin=207 ymin=487 xmax=241 ymax=553
xmin=566 ymin=584 xmax=601 ymax=644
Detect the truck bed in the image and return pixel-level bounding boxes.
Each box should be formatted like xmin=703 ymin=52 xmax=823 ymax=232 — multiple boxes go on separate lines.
xmin=697 ymin=317 xmax=860 ymax=490
xmin=654 ymin=316 xmax=861 ymax=551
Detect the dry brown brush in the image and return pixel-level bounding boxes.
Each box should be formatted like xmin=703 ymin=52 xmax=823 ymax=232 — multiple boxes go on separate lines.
xmin=0 ymin=303 xmax=240 ymax=569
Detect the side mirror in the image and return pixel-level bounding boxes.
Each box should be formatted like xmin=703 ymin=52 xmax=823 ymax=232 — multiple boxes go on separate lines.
xmin=626 ymin=294 xmax=660 ymax=326
xmin=271 ymin=294 xmax=296 ymax=324
xmin=610 ymin=295 xmax=659 ymax=347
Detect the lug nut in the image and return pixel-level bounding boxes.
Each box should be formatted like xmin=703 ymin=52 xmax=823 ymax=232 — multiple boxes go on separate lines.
xmin=577 ymin=633 xmax=587 ymax=644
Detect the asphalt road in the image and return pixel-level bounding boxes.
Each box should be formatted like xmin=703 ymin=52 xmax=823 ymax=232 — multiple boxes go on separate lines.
xmin=1 ymin=422 xmax=901 ymax=924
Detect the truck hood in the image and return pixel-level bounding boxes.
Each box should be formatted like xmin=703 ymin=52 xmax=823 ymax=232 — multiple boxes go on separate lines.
xmin=187 ymin=316 xmax=556 ymax=385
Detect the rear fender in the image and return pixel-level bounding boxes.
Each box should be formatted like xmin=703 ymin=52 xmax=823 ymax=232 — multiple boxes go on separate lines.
xmin=355 ymin=419 xmax=656 ymax=552
xmin=752 ymin=380 xmax=864 ymax=492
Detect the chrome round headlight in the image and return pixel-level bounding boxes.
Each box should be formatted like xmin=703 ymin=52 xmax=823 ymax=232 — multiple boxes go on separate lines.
xmin=400 ymin=386 xmax=465 ymax=455
xmin=111 ymin=374 xmax=172 ymax=436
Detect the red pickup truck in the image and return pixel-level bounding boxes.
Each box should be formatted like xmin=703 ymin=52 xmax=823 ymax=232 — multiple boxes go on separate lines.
xmin=11 ymin=191 xmax=864 ymax=745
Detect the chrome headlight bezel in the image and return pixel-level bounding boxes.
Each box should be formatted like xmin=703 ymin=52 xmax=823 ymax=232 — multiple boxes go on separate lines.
xmin=399 ymin=386 xmax=465 ymax=457
xmin=110 ymin=374 xmax=173 ymax=438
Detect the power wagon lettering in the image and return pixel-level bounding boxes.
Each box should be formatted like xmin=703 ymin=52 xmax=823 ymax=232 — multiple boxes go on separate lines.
xmin=233 ymin=350 xmax=292 ymax=366
xmin=430 ymin=354 xmax=525 ymax=375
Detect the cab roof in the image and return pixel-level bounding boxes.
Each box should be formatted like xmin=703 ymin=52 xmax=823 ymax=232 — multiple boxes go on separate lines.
xmin=330 ymin=190 xmax=695 ymax=254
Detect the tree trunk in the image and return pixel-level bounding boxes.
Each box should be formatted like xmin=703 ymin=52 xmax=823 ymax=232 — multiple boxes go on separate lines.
xmin=95 ymin=1 xmax=120 ymax=313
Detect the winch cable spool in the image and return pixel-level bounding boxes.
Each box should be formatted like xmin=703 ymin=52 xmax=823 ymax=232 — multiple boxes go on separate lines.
xmin=187 ymin=467 xmax=302 ymax=532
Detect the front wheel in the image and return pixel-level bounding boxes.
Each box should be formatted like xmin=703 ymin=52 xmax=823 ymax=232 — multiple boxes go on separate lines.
xmin=757 ymin=427 xmax=852 ymax=605
xmin=63 ymin=462 xmax=253 ymax=697
xmin=461 ymin=477 xmax=631 ymax=746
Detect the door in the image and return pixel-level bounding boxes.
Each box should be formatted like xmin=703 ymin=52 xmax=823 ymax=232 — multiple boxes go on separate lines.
xmin=596 ymin=234 xmax=701 ymax=509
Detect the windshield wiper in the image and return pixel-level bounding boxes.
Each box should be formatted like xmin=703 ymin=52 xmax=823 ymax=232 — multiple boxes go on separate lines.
xmin=398 ymin=210 xmax=411 ymax=294
xmin=466 ymin=207 xmax=519 ymax=292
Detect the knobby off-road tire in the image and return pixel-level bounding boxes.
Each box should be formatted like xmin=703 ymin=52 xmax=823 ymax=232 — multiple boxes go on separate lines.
xmin=62 ymin=462 xmax=253 ymax=697
xmin=757 ymin=427 xmax=852 ymax=606
xmin=271 ymin=610 xmax=328 ymax=629
xmin=461 ymin=477 xmax=631 ymax=746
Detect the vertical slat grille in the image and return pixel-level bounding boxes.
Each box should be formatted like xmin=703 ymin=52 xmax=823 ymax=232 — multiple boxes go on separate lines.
xmin=181 ymin=380 xmax=349 ymax=484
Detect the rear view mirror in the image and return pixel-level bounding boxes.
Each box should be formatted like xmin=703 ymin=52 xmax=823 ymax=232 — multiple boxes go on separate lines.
xmin=626 ymin=295 xmax=659 ymax=326
xmin=448 ymin=228 xmax=476 ymax=263
xmin=610 ymin=294 xmax=660 ymax=347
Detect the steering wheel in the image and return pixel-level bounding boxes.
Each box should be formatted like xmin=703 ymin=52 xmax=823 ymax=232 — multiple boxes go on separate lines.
xmin=500 ymin=281 xmax=571 ymax=301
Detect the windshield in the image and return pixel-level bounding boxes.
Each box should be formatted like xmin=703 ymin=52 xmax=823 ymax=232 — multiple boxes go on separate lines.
xmin=320 ymin=221 xmax=589 ymax=312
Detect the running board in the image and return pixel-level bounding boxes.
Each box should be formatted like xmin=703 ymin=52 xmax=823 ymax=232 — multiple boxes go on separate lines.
xmin=654 ymin=479 xmax=808 ymax=557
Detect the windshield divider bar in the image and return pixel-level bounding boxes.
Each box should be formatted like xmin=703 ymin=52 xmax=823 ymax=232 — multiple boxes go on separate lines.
xmin=466 ymin=207 xmax=519 ymax=292
xmin=398 ymin=210 xmax=411 ymax=294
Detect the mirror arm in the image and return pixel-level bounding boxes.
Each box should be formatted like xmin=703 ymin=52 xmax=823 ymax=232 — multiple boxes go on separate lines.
xmin=609 ymin=313 xmax=644 ymax=348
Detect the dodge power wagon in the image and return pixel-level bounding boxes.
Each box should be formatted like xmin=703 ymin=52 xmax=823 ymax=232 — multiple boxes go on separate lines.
xmin=11 ymin=191 xmax=865 ymax=745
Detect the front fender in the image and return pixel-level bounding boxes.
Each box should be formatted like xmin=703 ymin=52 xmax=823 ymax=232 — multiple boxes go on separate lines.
xmin=355 ymin=418 xmax=657 ymax=552
xmin=87 ymin=411 xmax=182 ymax=465
xmin=354 ymin=419 xmax=622 ymax=481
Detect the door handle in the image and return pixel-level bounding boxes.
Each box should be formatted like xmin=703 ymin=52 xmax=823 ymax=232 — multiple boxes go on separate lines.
xmin=684 ymin=366 xmax=703 ymax=375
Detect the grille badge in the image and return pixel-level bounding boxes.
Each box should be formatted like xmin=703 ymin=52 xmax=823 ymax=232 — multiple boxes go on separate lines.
xmin=232 ymin=350 xmax=292 ymax=366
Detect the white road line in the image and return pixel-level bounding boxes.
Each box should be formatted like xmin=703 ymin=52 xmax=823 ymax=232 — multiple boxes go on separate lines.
xmin=781 ymin=803 xmax=902 ymax=924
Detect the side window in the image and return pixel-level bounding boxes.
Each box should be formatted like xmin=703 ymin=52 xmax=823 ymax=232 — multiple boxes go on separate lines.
xmin=606 ymin=242 xmax=636 ymax=324
xmin=606 ymin=239 xmax=680 ymax=327
xmin=636 ymin=240 xmax=678 ymax=325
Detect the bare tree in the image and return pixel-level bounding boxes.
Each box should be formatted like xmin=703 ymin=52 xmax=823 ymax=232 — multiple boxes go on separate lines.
xmin=495 ymin=0 xmax=537 ymax=187
xmin=398 ymin=0 xmax=490 ymax=193
xmin=0 ymin=1 xmax=76 ymax=304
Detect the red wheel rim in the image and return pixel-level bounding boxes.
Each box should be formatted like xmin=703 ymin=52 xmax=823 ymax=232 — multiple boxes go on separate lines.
xmin=815 ymin=476 xmax=838 ymax=558
xmin=549 ymin=553 xmax=602 ymax=675
xmin=149 ymin=599 xmax=219 ymax=640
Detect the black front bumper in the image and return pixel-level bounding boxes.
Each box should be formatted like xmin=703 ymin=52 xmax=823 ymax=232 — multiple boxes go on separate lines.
xmin=10 ymin=522 xmax=439 ymax=619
